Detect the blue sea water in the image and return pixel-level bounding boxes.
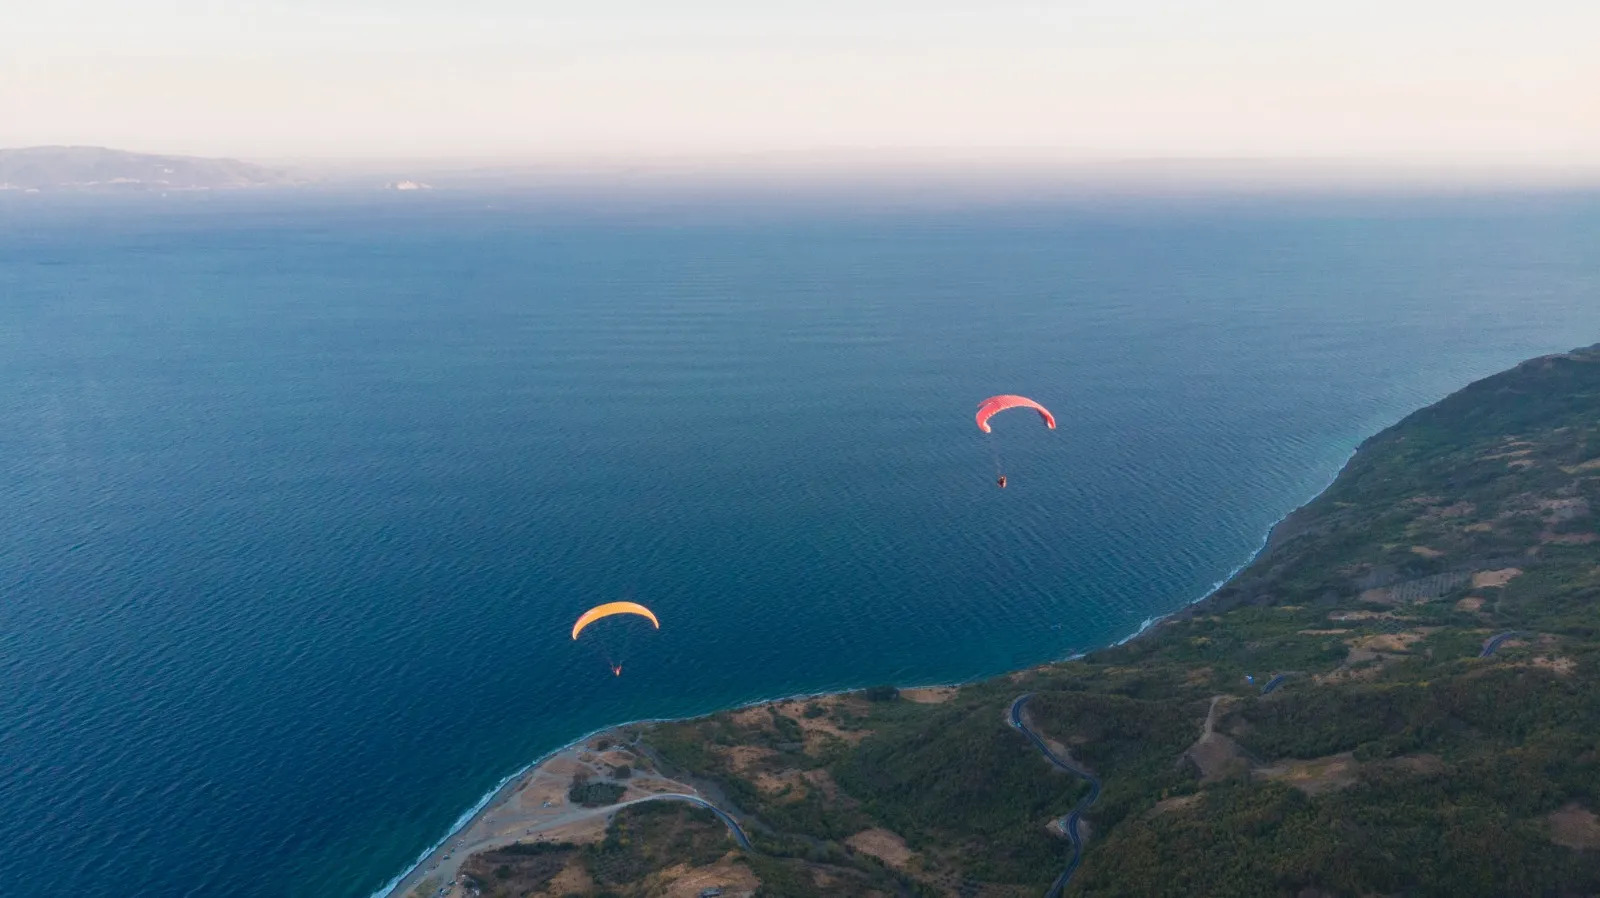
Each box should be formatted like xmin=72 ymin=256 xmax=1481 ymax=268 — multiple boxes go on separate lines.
xmin=0 ymin=189 xmax=1597 ymax=897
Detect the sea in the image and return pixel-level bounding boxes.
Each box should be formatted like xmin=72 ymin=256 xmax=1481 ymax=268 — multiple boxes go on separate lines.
xmin=1 ymin=187 xmax=1597 ymax=897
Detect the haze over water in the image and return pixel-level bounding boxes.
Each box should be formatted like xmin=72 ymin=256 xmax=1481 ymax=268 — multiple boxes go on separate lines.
xmin=1 ymin=189 xmax=1597 ymax=897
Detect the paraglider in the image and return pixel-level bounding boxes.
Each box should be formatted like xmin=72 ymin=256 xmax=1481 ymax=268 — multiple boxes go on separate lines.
xmin=572 ymin=601 xmax=660 ymax=676
xmin=571 ymin=601 xmax=660 ymax=640
xmin=976 ymin=394 xmax=1054 ymax=486
xmin=975 ymin=395 xmax=1056 ymax=433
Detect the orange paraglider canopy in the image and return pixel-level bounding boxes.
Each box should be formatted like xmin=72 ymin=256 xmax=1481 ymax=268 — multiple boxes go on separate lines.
xmin=975 ymin=395 xmax=1056 ymax=434
xmin=571 ymin=602 xmax=661 ymax=640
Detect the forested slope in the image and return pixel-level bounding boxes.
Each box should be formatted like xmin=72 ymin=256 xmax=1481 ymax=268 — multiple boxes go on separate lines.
xmin=472 ymin=345 xmax=1600 ymax=897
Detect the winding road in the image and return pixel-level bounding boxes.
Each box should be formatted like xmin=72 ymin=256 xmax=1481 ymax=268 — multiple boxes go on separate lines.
xmin=1009 ymin=694 xmax=1102 ymax=898
xmin=1260 ymin=672 xmax=1298 ymax=695
xmin=643 ymin=792 xmax=753 ymax=849
xmin=1480 ymin=631 xmax=1518 ymax=657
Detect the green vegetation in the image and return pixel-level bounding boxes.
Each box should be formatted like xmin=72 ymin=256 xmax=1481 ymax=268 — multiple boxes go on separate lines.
xmin=568 ymin=772 xmax=627 ymax=807
xmin=584 ymin=803 xmax=729 ymax=887
xmin=508 ymin=345 xmax=1600 ymax=896
xmin=1059 ymin=346 xmax=1600 ymax=896
xmin=458 ymin=842 xmax=578 ymax=898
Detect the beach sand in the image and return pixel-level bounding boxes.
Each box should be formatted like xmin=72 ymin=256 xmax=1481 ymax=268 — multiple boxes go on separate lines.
xmin=387 ymin=731 xmax=704 ymax=898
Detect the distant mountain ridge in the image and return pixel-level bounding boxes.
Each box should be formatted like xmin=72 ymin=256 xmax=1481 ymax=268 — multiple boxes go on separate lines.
xmin=0 ymin=146 xmax=294 ymax=191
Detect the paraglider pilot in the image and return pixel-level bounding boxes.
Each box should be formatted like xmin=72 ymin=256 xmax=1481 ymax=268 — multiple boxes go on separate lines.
xmin=977 ymin=395 xmax=1053 ymax=490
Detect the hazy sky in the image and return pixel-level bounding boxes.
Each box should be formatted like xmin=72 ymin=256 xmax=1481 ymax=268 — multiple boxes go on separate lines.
xmin=2 ymin=0 xmax=1595 ymax=166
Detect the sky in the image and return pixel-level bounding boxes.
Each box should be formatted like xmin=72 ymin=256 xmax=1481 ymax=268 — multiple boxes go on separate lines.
xmin=1 ymin=0 xmax=1596 ymax=169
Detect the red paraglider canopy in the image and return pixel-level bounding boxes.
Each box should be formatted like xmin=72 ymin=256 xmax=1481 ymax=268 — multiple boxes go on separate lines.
xmin=975 ymin=395 xmax=1056 ymax=434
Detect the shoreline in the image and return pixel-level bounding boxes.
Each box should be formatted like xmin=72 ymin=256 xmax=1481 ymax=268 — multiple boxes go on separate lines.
xmin=1133 ymin=446 xmax=1358 ymax=630
xmin=372 ymin=448 xmax=1360 ymax=898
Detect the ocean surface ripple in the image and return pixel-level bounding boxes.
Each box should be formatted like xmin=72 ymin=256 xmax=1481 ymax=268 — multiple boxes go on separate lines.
xmin=0 ymin=190 xmax=1597 ymax=897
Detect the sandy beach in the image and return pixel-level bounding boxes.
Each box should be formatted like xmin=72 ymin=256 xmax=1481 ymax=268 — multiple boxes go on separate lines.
xmin=385 ymin=728 xmax=715 ymax=898
xmin=378 ymin=448 xmax=1356 ymax=898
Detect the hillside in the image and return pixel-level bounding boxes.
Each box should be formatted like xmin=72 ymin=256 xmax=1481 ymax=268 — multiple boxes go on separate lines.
xmin=436 ymin=345 xmax=1600 ymax=898
xmin=0 ymin=146 xmax=293 ymax=191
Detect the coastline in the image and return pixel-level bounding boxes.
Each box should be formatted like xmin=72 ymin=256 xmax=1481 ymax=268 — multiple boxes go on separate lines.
xmin=372 ymin=448 xmax=1362 ymax=898
xmin=1142 ymin=446 xmax=1360 ymax=626
xmin=369 ymin=745 xmax=554 ymax=898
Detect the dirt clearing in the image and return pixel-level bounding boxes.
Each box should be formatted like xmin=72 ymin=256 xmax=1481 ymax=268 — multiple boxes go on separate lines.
xmin=768 ymin=696 xmax=873 ymax=745
xmin=1344 ymin=629 xmax=1434 ymax=665
xmin=1473 ymin=568 xmax=1523 ymax=588
xmin=1388 ymin=754 xmax=1446 ymax=776
xmin=1258 ymin=752 xmax=1359 ymax=795
xmin=846 ymin=828 xmax=916 ymax=868
xmin=659 ymin=860 xmax=760 ymax=898
xmin=1148 ymin=794 xmax=1202 ymax=817
xmin=1531 ymin=656 xmax=1577 ymax=676
xmin=1549 ymin=804 xmax=1600 ymax=850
